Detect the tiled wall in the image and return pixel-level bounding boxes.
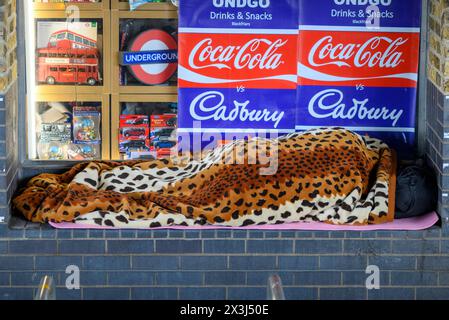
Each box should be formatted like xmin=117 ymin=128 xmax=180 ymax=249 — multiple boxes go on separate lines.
xmin=0 ymin=226 xmax=448 ymax=300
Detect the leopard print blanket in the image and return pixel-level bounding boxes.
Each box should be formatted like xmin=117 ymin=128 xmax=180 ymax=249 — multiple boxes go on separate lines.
xmin=13 ymin=128 xmax=396 ymax=228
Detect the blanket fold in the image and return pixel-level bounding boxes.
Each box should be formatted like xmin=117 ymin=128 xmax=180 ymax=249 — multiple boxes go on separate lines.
xmin=13 ymin=128 xmax=396 ymax=228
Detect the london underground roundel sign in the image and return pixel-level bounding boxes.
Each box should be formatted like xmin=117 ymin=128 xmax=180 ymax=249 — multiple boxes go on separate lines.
xmin=125 ymin=29 xmax=178 ymax=85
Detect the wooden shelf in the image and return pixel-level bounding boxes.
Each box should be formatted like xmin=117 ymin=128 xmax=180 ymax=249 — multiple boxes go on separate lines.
xmin=111 ymin=94 xmax=178 ymax=160
xmin=32 ymin=9 xmax=106 ymax=19
xmin=36 ymin=85 xmax=108 ymax=96
xmin=32 ymin=1 xmax=109 ymax=11
xmin=111 ymin=0 xmax=177 ymax=11
xmin=118 ymin=85 xmax=178 ymax=95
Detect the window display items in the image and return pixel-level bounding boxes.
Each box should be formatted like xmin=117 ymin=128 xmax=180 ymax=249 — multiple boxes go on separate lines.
xmin=40 ymin=123 xmax=72 ymax=142
xmin=67 ymin=143 xmax=99 ymax=161
xmin=37 ymin=141 xmax=67 ymax=160
xmin=73 ymin=106 xmax=101 ymax=143
xmin=119 ymin=115 xmax=151 ymax=154
xmin=150 ymin=113 xmax=177 ymax=158
xmin=37 ymin=123 xmax=72 ymax=160
xmin=120 ymin=27 xmax=177 ymax=85
xmin=36 ymin=21 xmax=100 ymax=86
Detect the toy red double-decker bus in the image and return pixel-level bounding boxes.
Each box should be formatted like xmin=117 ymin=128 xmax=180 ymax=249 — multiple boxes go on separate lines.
xmin=36 ymin=30 xmax=100 ymax=85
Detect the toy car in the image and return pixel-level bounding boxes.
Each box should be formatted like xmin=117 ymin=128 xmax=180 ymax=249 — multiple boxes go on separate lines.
xmin=150 ymin=128 xmax=176 ymax=143
xmin=119 ymin=140 xmax=149 ymax=151
xmin=154 ymin=140 xmax=176 ymax=150
xmin=122 ymin=127 xmax=147 ymax=138
xmin=165 ymin=116 xmax=177 ymax=127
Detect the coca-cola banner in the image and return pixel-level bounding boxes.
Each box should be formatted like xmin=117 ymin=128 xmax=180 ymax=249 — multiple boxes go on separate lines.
xmin=178 ymin=0 xmax=299 ymax=150
xmin=296 ymin=0 xmax=422 ymax=156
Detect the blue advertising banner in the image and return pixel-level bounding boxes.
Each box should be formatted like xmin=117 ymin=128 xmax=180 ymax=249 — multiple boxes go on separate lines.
xmin=296 ymin=0 xmax=422 ymax=157
xmin=299 ymin=0 xmax=422 ymax=29
xmin=179 ymin=0 xmax=299 ymax=30
xmin=178 ymin=0 xmax=299 ymax=151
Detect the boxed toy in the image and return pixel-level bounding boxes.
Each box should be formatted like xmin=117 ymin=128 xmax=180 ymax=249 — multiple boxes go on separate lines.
xmin=120 ymin=126 xmax=149 ymax=139
xmin=119 ymin=114 xmax=149 ymax=127
xmin=40 ymin=123 xmax=72 ymax=142
xmin=119 ymin=138 xmax=150 ymax=153
xmin=150 ymin=114 xmax=176 ymax=128
xmin=73 ymin=106 xmax=101 ymax=143
xmin=119 ymin=114 xmax=150 ymax=154
xmin=37 ymin=122 xmax=72 ymax=160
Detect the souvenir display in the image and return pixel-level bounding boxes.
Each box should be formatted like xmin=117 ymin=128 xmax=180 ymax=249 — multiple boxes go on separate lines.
xmin=150 ymin=113 xmax=176 ymax=156
xmin=67 ymin=143 xmax=100 ymax=160
xmin=119 ymin=19 xmax=177 ymax=86
xmin=37 ymin=141 xmax=67 ymax=160
xmin=35 ymin=103 xmax=102 ymax=160
xmin=40 ymin=123 xmax=72 ymax=142
xmin=73 ymin=106 xmax=101 ymax=143
xmin=119 ymin=115 xmax=150 ymax=153
xmin=36 ymin=21 xmax=100 ymax=86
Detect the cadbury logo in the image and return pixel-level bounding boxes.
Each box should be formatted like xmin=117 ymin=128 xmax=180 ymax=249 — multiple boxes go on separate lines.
xmin=308 ymin=89 xmax=403 ymax=127
xmin=333 ymin=0 xmax=392 ymax=6
xmin=189 ymin=38 xmax=286 ymax=70
xmin=308 ymin=36 xmax=407 ymax=68
xmin=212 ymin=0 xmax=270 ymax=8
xmin=190 ymin=91 xmax=284 ymax=128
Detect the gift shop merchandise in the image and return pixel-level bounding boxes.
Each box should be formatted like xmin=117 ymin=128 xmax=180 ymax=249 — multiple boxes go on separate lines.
xmin=119 ymin=115 xmax=151 ymax=155
xmin=36 ymin=21 xmax=101 ymax=86
xmin=37 ymin=104 xmax=102 ymax=161
xmin=119 ymin=18 xmax=178 ymax=86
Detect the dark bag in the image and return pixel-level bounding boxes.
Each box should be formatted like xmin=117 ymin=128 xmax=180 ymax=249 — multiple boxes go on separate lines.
xmin=395 ymin=160 xmax=438 ymax=219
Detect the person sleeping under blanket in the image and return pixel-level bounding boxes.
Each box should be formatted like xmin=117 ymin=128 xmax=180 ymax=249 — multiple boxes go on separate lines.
xmin=12 ymin=127 xmax=397 ymax=228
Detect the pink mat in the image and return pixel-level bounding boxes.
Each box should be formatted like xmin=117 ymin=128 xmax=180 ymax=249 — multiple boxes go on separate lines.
xmin=49 ymin=212 xmax=439 ymax=231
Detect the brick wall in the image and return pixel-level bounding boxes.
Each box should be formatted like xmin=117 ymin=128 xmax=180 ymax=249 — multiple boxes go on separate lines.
xmin=0 ymin=226 xmax=448 ymax=300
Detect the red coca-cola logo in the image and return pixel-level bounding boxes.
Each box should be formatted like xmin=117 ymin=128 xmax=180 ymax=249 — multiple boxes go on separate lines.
xmin=308 ymin=35 xmax=407 ymax=69
xmin=189 ymin=38 xmax=287 ymax=71
xmin=298 ymin=31 xmax=420 ymax=88
xmin=179 ymin=33 xmax=297 ymax=89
